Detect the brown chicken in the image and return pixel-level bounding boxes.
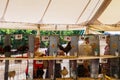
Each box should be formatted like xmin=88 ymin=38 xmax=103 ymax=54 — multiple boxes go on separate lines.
xmin=8 ymin=71 xmax=16 ymax=80
xmin=61 ymin=66 xmax=68 ymax=77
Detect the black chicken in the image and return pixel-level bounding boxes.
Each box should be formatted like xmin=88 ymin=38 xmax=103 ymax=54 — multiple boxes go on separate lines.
xmin=17 ymin=45 xmax=29 ymax=56
xmin=58 ymin=41 xmax=72 ymax=55
xmin=17 ymin=45 xmax=29 ymax=52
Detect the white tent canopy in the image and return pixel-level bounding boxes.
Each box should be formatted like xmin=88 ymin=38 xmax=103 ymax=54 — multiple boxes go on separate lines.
xmin=98 ymin=0 xmax=120 ymax=24
xmin=89 ymin=0 xmax=120 ymax=31
xmin=0 ymin=0 xmax=120 ymax=31
xmin=0 ymin=0 xmax=104 ymax=24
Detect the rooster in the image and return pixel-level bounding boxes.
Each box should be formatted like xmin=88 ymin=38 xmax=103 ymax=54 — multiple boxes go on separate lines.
xmin=58 ymin=41 xmax=72 ymax=55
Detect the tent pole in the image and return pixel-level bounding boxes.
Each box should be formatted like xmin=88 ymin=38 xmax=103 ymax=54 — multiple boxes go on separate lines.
xmin=85 ymin=27 xmax=89 ymax=34
xmin=39 ymin=0 xmax=52 ymax=23
xmin=75 ymin=0 xmax=91 ymax=24
xmin=36 ymin=24 xmax=40 ymax=38
xmin=88 ymin=0 xmax=112 ymax=24
xmin=0 ymin=0 xmax=9 ymax=20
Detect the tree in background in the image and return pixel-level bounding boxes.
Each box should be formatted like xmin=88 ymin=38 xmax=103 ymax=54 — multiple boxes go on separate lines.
xmin=0 ymin=29 xmax=84 ymax=48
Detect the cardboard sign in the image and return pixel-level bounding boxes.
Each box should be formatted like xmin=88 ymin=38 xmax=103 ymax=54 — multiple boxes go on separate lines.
xmin=41 ymin=36 xmax=49 ymax=41
xmin=64 ymin=36 xmax=71 ymax=41
xmin=15 ymin=34 xmax=22 ymax=40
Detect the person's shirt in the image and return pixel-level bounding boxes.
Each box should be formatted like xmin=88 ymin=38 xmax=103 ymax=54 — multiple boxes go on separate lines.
xmin=25 ymin=65 xmax=28 ymax=74
xmin=78 ymin=41 xmax=92 ymax=56
xmin=104 ymin=44 xmax=110 ymax=55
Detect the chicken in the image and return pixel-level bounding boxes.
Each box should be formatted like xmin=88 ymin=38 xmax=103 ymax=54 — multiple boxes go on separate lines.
xmin=17 ymin=45 xmax=29 ymax=56
xmin=8 ymin=71 xmax=16 ymax=80
xmin=58 ymin=41 xmax=72 ymax=55
xmin=61 ymin=66 xmax=68 ymax=77
xmin=17 ymin=45 xmax=29 ymax=52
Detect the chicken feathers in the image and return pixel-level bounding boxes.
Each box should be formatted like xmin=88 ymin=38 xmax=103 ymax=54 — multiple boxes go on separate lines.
xmin=61 ymin=66 xmax=68 ymax=77
xmin=58 ymin=41 xmax=72 ymax=55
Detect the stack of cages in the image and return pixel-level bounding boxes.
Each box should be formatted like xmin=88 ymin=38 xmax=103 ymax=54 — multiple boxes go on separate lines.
xmin=99 ymin=34 xmax=120 ymax=79
xmin=77 ymin=34 xmax=100 ymax=80
xmin=0 ymin=34 xmax=34 ymax=80
xmin=10 ymin=34 xmax=119 ymax=80
xmin=0 ymin=34 xmax=120 ymax=80
xmin=33 ymin=35 xmax=79 ymax=80
xmin=33 ymin=35 xmax=58 ymax=79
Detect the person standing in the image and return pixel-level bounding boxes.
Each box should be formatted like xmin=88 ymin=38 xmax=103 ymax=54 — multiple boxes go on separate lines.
xmin=104 ymin=35 xmax=110 ymax=55
xmin=25 ymin=60 xmax=29 ymax=79
xmin=103 ymin=35 xmax=110 ymax=76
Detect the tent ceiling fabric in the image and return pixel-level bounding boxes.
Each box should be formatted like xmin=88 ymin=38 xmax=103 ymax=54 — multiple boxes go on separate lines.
xmin=0 ymin=22 xmax=38 ymax=30
xmin=90 ymin=25 xmax=120 ymax=31
xmin=0 ymin=22 xmax=86 ymax=30
xmin=0 ymin=0 xmax=104 ymax=24
xmin=98 ymin=0 xmax=120 ymax=24
xmin=0 ymin=0 xmax=117 ymax=30
xmin=4 ymin=0 xmax=50 ymax=23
